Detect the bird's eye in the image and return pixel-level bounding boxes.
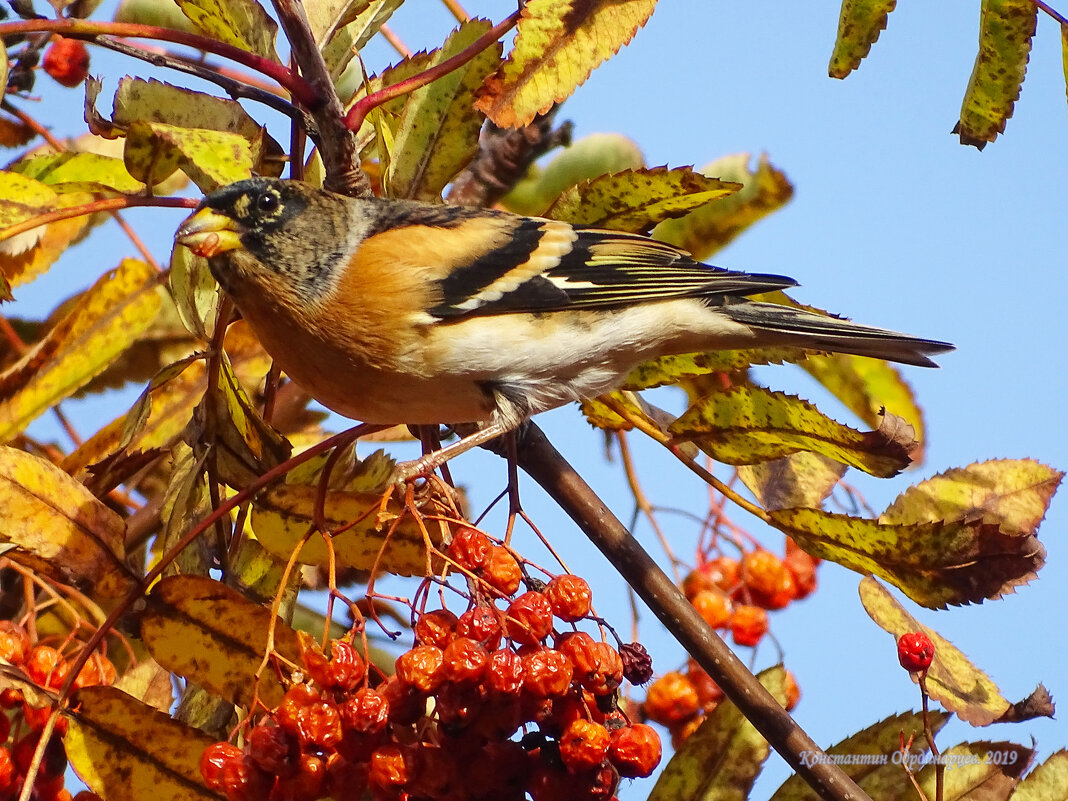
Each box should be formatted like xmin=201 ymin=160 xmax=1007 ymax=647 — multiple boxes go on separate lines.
xmin=256 ymin=191 xmax=279 ymax=214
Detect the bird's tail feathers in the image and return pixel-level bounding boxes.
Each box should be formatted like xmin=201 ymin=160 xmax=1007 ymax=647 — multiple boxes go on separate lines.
xmin=724 ymin=301 xmax=954 ymax=368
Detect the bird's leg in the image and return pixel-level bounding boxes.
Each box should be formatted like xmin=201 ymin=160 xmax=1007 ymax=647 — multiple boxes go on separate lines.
xmin=389 ymin=420 xmax=516 ymax=485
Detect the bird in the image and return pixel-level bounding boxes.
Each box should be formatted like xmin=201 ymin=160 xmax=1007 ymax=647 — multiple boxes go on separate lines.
xmin=175 ymin=177 xmax=953 ymax=478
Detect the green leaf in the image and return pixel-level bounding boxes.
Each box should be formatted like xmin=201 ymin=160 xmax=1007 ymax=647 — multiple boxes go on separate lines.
xmin=649 ymin=666 xmax=787 ymax=801
xmin=828 ymin=0 xmax=897 ymax=78
xmin=770 ymin=507 xmax=1044 ymax=608
xmin=669 ymin=386 xmax=915 ymax=478
xmin=124 ymin=122 xmax=254 ymax=191
xmin=1012 ymin=751 xmax=1068 ymax=801
xmin=174 ymin=0 xmax=279 ymax=61
xmin=323 ymin=0 xmax=403 ymax=79
xmin=13 ymin=151 xmax=143 ymax=194
xmin=545 ymin=167 xmax=741 ymax=233
xmin=623 ymin=347 xmax=809 ymax=390
xmin=387 ymin=19 xmax=502 ymax=201
xmin=953 ymin=0 xmax=1037 ymax=149
xmin=653 ymin=153 xmax=793 ymax=260
xmin=801 ymin=352 xmax=926 ymax=446
xmin=768 ymin=710 xmax=950 ymax=801
xmin=475 ymin=0 xmax=657 ymax=128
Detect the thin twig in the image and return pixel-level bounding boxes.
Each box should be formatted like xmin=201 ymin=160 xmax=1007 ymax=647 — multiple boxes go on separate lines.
xmin=0 ymin=196 xmax=193 ymax=244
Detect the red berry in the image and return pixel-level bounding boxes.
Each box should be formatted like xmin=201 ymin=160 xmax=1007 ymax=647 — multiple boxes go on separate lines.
xmin=691 ymin=588 xmax=732 ymax=627
xmin=483 ymin=546 xmax=522 ymax=595
xmin=682 ymin=556 xmax=741 ymax=599
xmin=0 ymin=747 xmax=15 ymax=794
xmin=729 ymin=604 xmax=768 ymax=647
xmin=447 ymin=526 xmax=492 ymax=572
xmin=0 ymin=622 xmax=30 ymax=666
xmin=504 ymin=591 xmax=554 ymax=645
xmin=521 ymin=647 xmax=573 ymax=697
xmin=609 ymin=723 xmax=662 ymax=778
xmin=0 ymin=688 xmax=24 ymax=708
xmin=246 ymin=722 xmax=294 ymax=776
xmin=42 ymin=38 xmax=90 ymax=88
xmin=324 ymin=640 xmax=365 ymax=691
xmin=643 ymin=671 xmax=698 ymax=725
xmin=545 ymin=574 xmax=592 ymax=622
xmin=395 ymin=644 xmax=445 ymax=693
xmin=294 ymin=701 xmax=342 ymax=750
xmin=456 ymin=605 xmax=503 ymax=650
xmin=686 ymin=661 xmax=724 ymax=711
xmin=558 ymin=719 xmax=610 ymax=773
xmin=25 ymin=645 xmax=65 ymax=689
xmin=368 ymin=744 xmax=412 ymax=792
xmin=413 ymin=608 xmax=458 ymax=649
xmin=274 ymin=683 xmax=320 ymax=735
xmin=484 ymin=648 xmax=525 ymax=695
xmin=339 ymin=687 xmax=389 ymax=733
xmin=783 ymin=548 xmax=819 ymax=599
xmin=897 ymin=632 xmax=934 ymax=673
xmin=441 ymin=637 xmax=489 ymax=685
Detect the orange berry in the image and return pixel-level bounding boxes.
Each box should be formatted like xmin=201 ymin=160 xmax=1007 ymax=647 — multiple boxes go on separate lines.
xmin=521 ymin=647 xmax=573 ymax=698
xmin=441 ymin=636 xmax=489 ymax=685
xmin=447 ymin=526 xmax=491 ymax=572
xmin=504 ymin=591 xmax=553 ymax=645
xmin=483 ymin=546 xmax=522 ymax=595
xmin=558 ymin=719 xmax=610 ymax=773
xmin=742 ymin=549 xmax=789 ymax=599
xmin=413 ymin=608 xmax=458 ymax=649
xmin=395 ymin=644 xmax=445 ymax=693
xmin=456 ymin=605 xmax=503 ymax=650
xmin=729 ymin=604 xmax=769 ymax=647
xmin=0 ymin=622 xmax=30 ymax=666
xmin=25 ymin=645 xmax=64 ymax=689
xmin=643 ymin=671 xmax=698 ymax=726
xmin=544 ymin=574 xmax=592 ymax=622
xmin=691 ymin=588 xmax=732 ymax=627
xmin=783 ymin=669 xmax=801 ymax=711
xmin=609 ymin=723 xmax=662 ymax=778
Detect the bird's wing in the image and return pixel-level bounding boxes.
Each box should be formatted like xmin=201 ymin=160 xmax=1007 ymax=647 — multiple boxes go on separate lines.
xmin=429 ymin=226 xmax=798 ymax=318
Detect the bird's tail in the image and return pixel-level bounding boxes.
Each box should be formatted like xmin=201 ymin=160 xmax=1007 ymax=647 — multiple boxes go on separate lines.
xmin=723 ymin=301 xmax=954 ymax=367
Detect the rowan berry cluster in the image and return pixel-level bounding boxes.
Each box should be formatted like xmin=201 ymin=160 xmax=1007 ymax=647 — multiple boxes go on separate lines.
xmin=0 ymin=621 xmax=113 ymax=801
xmin=201 ymin=527 xmax=662 ymax=801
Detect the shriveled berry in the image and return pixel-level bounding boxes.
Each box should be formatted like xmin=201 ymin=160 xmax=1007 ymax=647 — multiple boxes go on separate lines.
xmin=504 ymin=591 xmax=553 ymax=645
xmin=42 ymin=38 xmax=90 ymax=88
xmin=25 ymin=645 xmax=64 ymax=689
xmin=413 ymin=608 xmax=458 ymax=649
xmin=219 ymin=753 xmax=272 ymax=801
xmin=559 ymin=719 xmax=610 ymax=773
xmin=897 ymin=632 xmax=934 ymax=673
xmin=378 ymin=675 xmax=426 ymax=726
xmin=395 ymin=644 xmax=445 ymax=693
xmin=294 ymin=701 xmax=342 ymax=749
xmin=246 ymin=722 xmax=295 ymax=776
xmin=643 ymin=671 xmax=698 ymax=725
xmin=545 ymin=574 xmax=592 ymax=622
xmin=686 ymin=661 xmax=724 ymax=711
xmin=609 ymin=723 xmax=662 ymax=778
xmin=619 ymin=641 xmax=653 ymax=685
xmin=276 ymin=752 xmax=325 ymax=801
xmin=729 ymin=604 xmax=768 ymax=647
xmin=484 ymin=648 xmax=525 ymax=695
xmin=339 ymin=687 xmax=389 ymax=733
xmin=0 ymin=747 xmax=15 ymax=794
xmin=483 ymin=545 xmax=522 ymax=595
xmin=691 ymin=588 xmax=733 ymax=628
xmin=456 ymin=605 xmax=503 ymax=650
xmin=368 ymin=744 xmax=412 ymax=792
xmin=0 ymin=621 xmax=30 ymax=665
xmin=447 ymin=526 xmax=492 ymax=572
xmin=324 ymin=640 xmax=365 ymax=691
xmin=522 ymin=647 xmax=573 ymax=697
xmin=274 ymin=683 xmax=320 ymax=735
xmin=441 ymin=637 xmax=489 ymax=685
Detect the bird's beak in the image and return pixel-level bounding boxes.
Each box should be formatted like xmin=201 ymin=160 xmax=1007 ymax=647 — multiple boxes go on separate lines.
xmin=175 ymin=208 xmax=243 ymax=258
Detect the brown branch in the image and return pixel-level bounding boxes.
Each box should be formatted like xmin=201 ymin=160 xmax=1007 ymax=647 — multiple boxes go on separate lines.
xmin=270 ymin=0 xmax=368 ymax=195
xmin=513 ymin=422 xmax=873 ymax=801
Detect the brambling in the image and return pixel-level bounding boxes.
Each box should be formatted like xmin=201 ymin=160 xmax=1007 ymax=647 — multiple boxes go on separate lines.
xmin=175 ymin=177 xmax=952 ymax=475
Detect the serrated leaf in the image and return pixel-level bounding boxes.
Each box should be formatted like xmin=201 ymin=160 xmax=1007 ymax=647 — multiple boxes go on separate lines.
xmin=125 ymin=122 xmax=254 ymax=191
xmin=649 ymin=666 xmax=787 ymax=801
xmin=769 ymin=710 xmax=950 ymax=801
xmin=954 ymin=0 xmax=1037 ymax=149
xmin=475 ymin=0 xmax=656 ymax=127
xmin=323 ymin=0 xmax=403 ymax=78
xmin=545 ymin=167 xmax=741 ymax=233
xmin=387 ymin=19 xmax=502 ymax=201
xmin=653 ymin=154 xmax=793 ymax=261
xmin=0 ymin=446 xmax=132 ymax=597
xmin=1012 ymin=750 xmax=1068 ymax=801
xmin=175 ymin=0 xmax=279 ymax=61
xmin=773 ymin=507 xmax=1044 ymax=608
xmin=140 ymin=575 xmax=302 ymax=708
xmin=0 ymin=171 xmax=57 ymax=228
xmin=623 ymin=347 xmax=809 ymax=390
xmin=738 ymin=452 xmax=846 ymax=512
xmin=881 ymin=459 xmax=1062 ymax=534
xmin=12 ymin=151 xmax=143 ymax=194
xmin=0 ymin=258 xmax=161 ymax=441
xmin=829 ymin=0 xmax=897 ymax=78
xmin=802 ymin=352 xmax=926 ymax=448
xmin=859 ymin=577 xmax=1012 ymax=725
xmin=670 ymin=386 xmax=914 ymax=478
xmin=251 ymin=480 xmax=451 ymax=577
xmin=306 ymin=0 xmax=373 ymax=46
xmin=915 ymin=741 xmax=1032 ymax=798
xmin=0 ymin=173 xmax=87 ymax=292
xmin=502 ymin=132 xmax=644 ymax=216
xmin=66 ymin=685 xmax=221 ymax=801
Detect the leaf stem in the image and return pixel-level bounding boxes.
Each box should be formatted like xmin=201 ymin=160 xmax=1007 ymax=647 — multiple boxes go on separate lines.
xmin=0 ymin=196 xmax=195 ymax=244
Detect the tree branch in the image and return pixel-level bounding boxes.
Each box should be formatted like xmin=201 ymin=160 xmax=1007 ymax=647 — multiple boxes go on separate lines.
xmin=513 ymin=423 xmax=873 ymax=801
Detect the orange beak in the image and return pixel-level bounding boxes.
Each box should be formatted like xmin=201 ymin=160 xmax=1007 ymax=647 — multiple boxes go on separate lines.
xmin=175 ymin=208 xmax=243 ymax=258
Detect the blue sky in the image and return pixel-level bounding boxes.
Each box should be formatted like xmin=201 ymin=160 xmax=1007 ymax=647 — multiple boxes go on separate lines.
xmin=16 ymin=2 xmax=1068 ymax=798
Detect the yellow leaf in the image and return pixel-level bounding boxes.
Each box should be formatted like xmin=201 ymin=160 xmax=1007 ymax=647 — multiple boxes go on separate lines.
xmin=174 ymin=0 xmax=279 ymax=61
xmin=737 ymin=452 xmax=846 ymax=512
xmin=251 ymin=481 xmax=450 ymax=577
xmin=1012 ymin=751 xmax=1068 ymax=801
xmin=169 ymin=243 xmax=220 ymax=341
xmin=771 ymin=507 xmax=1044 ymax=608
xmin=881 ymin=458 xmax=1062 ymax=533
xmin=670 ymin=386 xmax=914 ymax=478
xmin=653 ymin=154 xmax=793 ymax=261
xmin=66 ymin=685 xmax=220 ymax=801
xmin=915 ymin=741 xmax=1031 ymax=797
xmin=387 ymin=19 xmax=502 ymax=201
xmin=954 ymin=0 xmax=1037 ymax=149
xmin=650 ymin=667 xmax=787 ymax=801
xmin=801 ymin=352 xmax=926 ymax=447
xmin=140 ymin=575 xmax=302 ymax=708
xmin=12 ymin=151 xmax=143 ymax=194
xmin=0 ymin=170 xmax=56 ymax=229
xmin=0 ymin=258 xmax=162 ymax=441
xmin=324 ymin=0 xmax=404 ymax=80
xmin=0 ymin=446 xmax=132 ymax=597
xmin=475 ymin=0 xmax=657 ymax=128
xmin=828 ymin=0 xmax=897 ymax=79
xmin=623 ymin=347 xmax=808 ymax=390
xmin=125 ymin=122 xmax=254 ymax=191
xmin=545 ymin=167 xmax=741 ymax=233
